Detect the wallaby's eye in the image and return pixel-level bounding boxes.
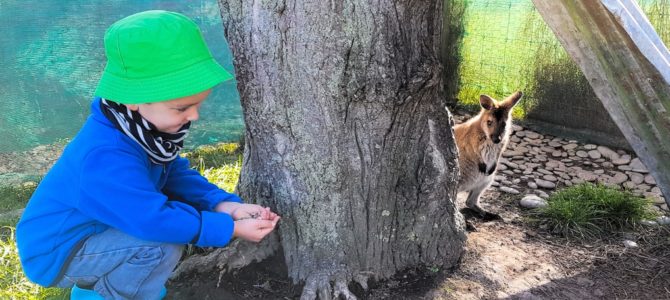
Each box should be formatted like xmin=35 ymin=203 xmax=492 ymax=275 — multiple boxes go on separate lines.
xmin=486 ymin=120 xmax=493 ymax=127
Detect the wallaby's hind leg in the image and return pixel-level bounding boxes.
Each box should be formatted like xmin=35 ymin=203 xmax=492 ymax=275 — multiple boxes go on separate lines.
xmin=461 ymin=179 xmax=502 ymax=221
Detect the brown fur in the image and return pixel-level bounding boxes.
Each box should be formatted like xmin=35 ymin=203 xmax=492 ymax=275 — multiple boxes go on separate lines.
xmin=454 ymin=91 xmax=523 ymax=217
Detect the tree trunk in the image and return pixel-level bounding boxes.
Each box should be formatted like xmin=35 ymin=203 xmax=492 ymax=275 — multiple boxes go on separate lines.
xmin=219 ymin=0 xmax=466 ymax=298
xmin=532 ymin=0 xmax=670 ymax=207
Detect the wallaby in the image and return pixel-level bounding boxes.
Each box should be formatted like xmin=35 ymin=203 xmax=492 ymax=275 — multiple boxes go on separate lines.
xmin=455 ymin=91 xmax=523 ymax=220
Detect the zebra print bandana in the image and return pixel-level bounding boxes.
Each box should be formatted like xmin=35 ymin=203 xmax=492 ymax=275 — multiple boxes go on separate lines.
xmin=99 ymin=98 xmax=190 ymax=164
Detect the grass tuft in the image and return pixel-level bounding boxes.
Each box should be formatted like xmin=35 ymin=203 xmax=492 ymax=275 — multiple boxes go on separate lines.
xmin=182 ymin=142 xmax=242 ymax=170
xmin=0 ymin=227 xmax=68 ymax=299
xmin=534 ymin=183 xmax=658 ymax=239
xmin=0 ymin=183 xmax=38 ymax=213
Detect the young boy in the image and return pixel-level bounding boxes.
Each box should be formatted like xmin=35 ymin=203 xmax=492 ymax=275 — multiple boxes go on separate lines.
xmin=16 ymin=10 xmax=280 ymax=300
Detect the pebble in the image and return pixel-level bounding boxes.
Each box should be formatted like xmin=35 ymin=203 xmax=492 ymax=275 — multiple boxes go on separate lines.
xmin=657 ymin=216 xmax=670 ymax=225
xmin=641 ymin=220 xmax=659 ymax=226
xmin=535 ymin=179 xmax=556 ymax=189
xmin=623 ymin=240 xmax=638 ymax=248
xmin=587 ymin=150 xmax=602 ymax=159
xmin=629 ymin=158 xmax=648 ymax=173
xmin=644 ymin=174 xmax=656 ymax=185
xmin=499 ymin=186 xmax=520 ymax=194
xmin=520 ymin=194 xmax=548 ymax=208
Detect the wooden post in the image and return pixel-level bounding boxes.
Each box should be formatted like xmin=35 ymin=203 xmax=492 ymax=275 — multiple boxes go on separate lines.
xmin=532 ymin=0 xmax=670 ymax=207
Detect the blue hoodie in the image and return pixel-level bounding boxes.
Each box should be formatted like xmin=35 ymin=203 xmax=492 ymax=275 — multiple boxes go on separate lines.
xmin=16 ymin=98 xmax=240 ymax=286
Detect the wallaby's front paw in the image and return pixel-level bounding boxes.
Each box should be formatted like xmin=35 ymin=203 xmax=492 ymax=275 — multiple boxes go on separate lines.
xmin=460 ymin=207 xmax=502 ymax=222
xmin=480 ymin=211 xmax=503 ymax=222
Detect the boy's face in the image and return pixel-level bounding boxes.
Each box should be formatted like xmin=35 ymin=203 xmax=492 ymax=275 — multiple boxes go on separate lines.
xmin=128 ymin=89 xmax=212 ymax=134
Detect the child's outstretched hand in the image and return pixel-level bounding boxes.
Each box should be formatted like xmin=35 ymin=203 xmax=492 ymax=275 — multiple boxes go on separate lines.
xmin=233 ymin=214 xmax=280 ymax=242
xmin=231 ymin=204 xmax=278 ymax=221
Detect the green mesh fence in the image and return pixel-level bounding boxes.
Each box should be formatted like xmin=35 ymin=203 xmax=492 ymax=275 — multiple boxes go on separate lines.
xmin=0 ymin=1 xmax=243 ymax=183
xmin=0 ymin=0 xmax=244 ymax=153
xmin=1 ymin=0 xmax=669 ymax=182
xmin=455 ymin=0 xmax=669 ymax=148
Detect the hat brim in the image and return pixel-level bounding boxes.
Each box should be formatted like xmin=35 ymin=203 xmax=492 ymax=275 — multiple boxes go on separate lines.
xmin=95 ymin=58 xmax=234 ymax=104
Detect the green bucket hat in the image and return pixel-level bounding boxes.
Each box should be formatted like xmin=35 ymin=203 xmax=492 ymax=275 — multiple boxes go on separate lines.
xmin=95 ymin=10 xmax=234 ymax=104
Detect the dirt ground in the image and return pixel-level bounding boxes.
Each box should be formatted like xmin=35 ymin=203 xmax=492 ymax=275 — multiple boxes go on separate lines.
xmin=166 ymin=189 xmax=670 ymax=300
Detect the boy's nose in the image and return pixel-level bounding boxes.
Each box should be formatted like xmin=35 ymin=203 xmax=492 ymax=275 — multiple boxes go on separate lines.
xmin=187 ymin=109 xmax=199 ymax=121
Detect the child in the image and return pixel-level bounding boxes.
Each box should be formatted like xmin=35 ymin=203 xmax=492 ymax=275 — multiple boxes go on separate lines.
xmin=16 ymin=10 xmax=280 ymax=300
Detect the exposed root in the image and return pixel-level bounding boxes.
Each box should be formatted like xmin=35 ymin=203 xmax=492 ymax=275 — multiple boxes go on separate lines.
xmin=353 ymin=272 xmax=374 ymax=291
xmin=170 ymin=232 xmax=279 ymax=280
xmin=299 ymin=270 xmax=374 ymax=300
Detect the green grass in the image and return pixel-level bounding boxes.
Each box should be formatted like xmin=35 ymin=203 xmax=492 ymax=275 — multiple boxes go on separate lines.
xmin=0 ymin=183 xmax=38 ymax=213
xmin=0 ymin=142 xmax=244 ymax=299
xmin=0 ymin=227 xmax=68 ymax=300
xmin=534 ymin=183 xmax=659 ymax=239
xmin=182 ymin=142 xmax=242 ymax=169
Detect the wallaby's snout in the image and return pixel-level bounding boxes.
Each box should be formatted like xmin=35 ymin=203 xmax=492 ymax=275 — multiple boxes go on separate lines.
xmin=492 ymin=136 xmax=502 ymax=144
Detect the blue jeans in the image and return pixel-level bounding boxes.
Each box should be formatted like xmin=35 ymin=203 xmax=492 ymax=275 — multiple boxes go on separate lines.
xmin=54 ymin=228 xmax=183 ymax=300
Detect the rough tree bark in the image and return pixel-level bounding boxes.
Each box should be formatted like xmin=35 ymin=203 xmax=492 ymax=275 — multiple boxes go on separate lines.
xmin=532 ymin=0 xmax=670 ymax=207
xmin=217 ymin=0 xmax=466 ymax=298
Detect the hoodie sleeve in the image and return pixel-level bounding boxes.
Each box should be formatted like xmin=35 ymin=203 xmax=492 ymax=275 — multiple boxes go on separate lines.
xmin=77 ymin=146 xmax=234 ymax=247
xmin=162 ymin=156 xmax=242 ymax=211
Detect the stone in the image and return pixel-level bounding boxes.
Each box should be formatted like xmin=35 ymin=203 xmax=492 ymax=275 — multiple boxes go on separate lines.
xmin=617 ymin=165 xmax=632 ymax=171
xmin=629 ymin=172 xmax=644 ymax=184
xmin=576 ymin=150 xmax=588 ymax=158
xmin=629 ymin=158 xmax=648 ymax=173
xmin=612 ymin=155 xmax=631 ymax=165
xmin=520 ymin=194 xmax=548 ymax=208
xmin=528 ymin=181 xmax=538 ymax=189
xmin=548 ymin=141 xmax=562 ymax=148
xmin=563 ymin=143 xmax=578 ymax=150
xmin=543 ymin=175 xmax=558 ymax=182
xmin=623 ymin=181 xmax=637 ymax=189
xmin=499 ymin=186 xmax=520 ymax=194
xmin=535 ymin=179 xmax=556 ymax=189
xmin=623 ymin=240 xmax=638 ymax=248
xmin=644 ymin=174 xmax=656 ymax=185
xmin=608 ymin=172 xmax=628 ymax=185
xmin=587 ymin=150 xmax=602 ymax=159
xmin=641 ymin=220 xmax=659 ymax=226
xmin=657 ymin=216 xmax=670 ymax=225
xmin=597 ymin=145 xmax=619 ymax=160
xmin=525 ymin=131 xmax=541 ymax=139
xmin=576 ymin=170 xmax=598 ymax=182
xmin=503 ymin=150 xmax=524 ymax=157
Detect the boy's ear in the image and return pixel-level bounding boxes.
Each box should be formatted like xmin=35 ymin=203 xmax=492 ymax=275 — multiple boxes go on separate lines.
xmin=126 ymin=104 xmax=139 ymax=111
xmin=479 ymin=95 xmax=495 ymax=110
xmin=503 ymin=91 xmax=523 ymax=109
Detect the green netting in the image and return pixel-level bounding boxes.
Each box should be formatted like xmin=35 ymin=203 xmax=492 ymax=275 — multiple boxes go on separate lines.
xmin=2 ymin=0 xmax=669 ymax=181
xmin=455 ymin=0 xmax=669 ymax=148
xmin=0 ymin=0 xmax=244 ymax=156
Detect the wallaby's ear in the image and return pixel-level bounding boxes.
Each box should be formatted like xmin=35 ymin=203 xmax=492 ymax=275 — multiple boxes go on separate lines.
xmin=479 ymin=95 xmax=495 ymax=110
xmin=503 ymin=91 xmax=523 ymax=108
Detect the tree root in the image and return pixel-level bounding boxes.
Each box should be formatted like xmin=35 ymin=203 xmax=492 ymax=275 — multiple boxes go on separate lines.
xmin=299 ymin=270 xmax=375 ymax=300
xmin=170 ymin=232 xmax=280 ymax=284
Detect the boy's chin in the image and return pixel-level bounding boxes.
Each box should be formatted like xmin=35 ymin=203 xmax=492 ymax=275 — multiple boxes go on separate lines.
xmin=159 ymin=126 xmax=182 ymax=134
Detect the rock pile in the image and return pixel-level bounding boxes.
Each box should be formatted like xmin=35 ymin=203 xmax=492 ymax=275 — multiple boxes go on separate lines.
xmin=452 ymin=114 xmax=668 ymax=213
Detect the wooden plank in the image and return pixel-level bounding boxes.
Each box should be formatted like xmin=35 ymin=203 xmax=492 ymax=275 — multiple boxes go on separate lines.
xmin=532 ymin=0 xmax=670 ymax=207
